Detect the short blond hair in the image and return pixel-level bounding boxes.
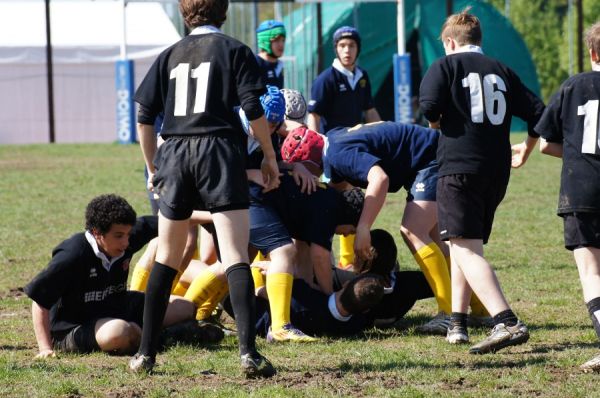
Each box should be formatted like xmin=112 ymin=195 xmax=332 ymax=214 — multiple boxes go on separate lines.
xmin=440 ymin=7 xmax=482 ymax=46
xmin=585 ymin=21 xmax=600 ymax=61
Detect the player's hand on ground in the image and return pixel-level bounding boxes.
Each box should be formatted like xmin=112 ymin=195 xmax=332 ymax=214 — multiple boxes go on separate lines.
xmin=250 ymin=260 xmax=270 ymax=275
xmin=511 ymin=142 xmax=529 ymax=168
xmin=291 ymin=162 xmax=318 ymax=194
xmin=353 ymin=225 xmax=373 ymax=262
xmin=34 ymin=349 xmax=56 ymax=359
xmin=261 ymin=157 xmax=281 ymax=192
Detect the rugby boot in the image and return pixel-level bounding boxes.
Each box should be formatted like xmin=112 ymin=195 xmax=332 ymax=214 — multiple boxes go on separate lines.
xmin=469 ymin=321 xmax=529 ymax=354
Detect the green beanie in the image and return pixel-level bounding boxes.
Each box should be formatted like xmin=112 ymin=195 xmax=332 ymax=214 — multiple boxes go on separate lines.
xmin=256 ymin=20 xmax=286 ymax=56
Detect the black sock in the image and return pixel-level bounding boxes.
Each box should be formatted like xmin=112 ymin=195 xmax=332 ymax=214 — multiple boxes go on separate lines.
xmin=226 ymin=263 xmax=256 ymax=357
xmin=138 ymin=262 xmax=177 ymax=358
xmin=493 ymin=309 xmax=518 ymax=327
xmin=450 ymin=312 xmax=468 ymax=329
xmin=586 ymin=297 xmax=600 ymax=340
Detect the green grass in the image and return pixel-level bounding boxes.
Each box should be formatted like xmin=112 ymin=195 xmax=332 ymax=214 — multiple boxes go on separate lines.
xmin=1 ymin=136 xmax=599 ymax=397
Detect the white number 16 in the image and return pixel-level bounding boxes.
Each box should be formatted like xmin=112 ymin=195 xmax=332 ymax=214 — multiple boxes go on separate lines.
xmin=462 ymin=73 xmax=507 ymax=125
xmin=578 ymin=99 xmax=600 ymax=154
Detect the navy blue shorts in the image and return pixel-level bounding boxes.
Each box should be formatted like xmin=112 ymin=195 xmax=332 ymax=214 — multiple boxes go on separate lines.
xmin=563 ymin=212 xmax=600 ymax=251
xmin=249 ymin=183 xmax=293 ymax=255
xmin=153 ymin=134 xmax=250 ymax=220
xmin=405 ymin=160 xmax=438 ymax=202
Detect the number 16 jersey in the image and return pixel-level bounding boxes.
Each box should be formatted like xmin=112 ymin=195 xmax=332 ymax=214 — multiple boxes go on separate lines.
xmin=135 ymin=27 xmax=265 ymax=138
xmin=419 ymin=50 xmax=545 ymax=177
xmin=534 ymin=71 xmax=600 ymax=215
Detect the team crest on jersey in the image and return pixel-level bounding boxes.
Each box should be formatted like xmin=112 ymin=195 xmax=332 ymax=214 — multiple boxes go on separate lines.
xmin=122 ymin=259 xmax=130 ymax=271
xmin=415 ymin=182 xmax=425 ymax=192
xmin=268 ymin=71 xmax=274 ymax=78
xmin=338 ymin=84 xmax=347 ymax=92
xmin=89 ymin=267 xmax=98 ymax=278
xmin=359 ymin=79 xmax=366 ymax=88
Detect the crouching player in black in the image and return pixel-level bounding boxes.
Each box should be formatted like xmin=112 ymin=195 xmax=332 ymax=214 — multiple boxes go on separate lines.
xmin=535 ymin=21 xmax=600 ymax=372
xmin=132 ymin=0 xmax=280 ymax=377
xmin=25 ymin=195 xmax=158 ymax=358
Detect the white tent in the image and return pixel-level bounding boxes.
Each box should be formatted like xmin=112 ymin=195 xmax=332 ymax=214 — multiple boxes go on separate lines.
xmin=0 ymin=1 xmax=181 ymax=144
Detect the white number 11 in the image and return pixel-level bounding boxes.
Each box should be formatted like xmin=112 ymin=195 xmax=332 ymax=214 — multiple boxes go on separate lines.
xmin=170 ymin=62 xmax=211 ymax=116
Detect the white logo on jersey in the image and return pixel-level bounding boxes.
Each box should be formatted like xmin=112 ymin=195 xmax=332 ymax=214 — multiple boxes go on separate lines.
xmin=308 ymin=100 xmax=316 ymax=106
xmin=268 ymin=71 xmax=274 ymax=78
xmin=89 ymin=267 xmax=97 ymax=278
xmin=440 ymin=230 xmax=448 ymax=235
xmin=339 ymin=84 xmax=347 ymax=92
xmin=415 ymin=182 xmax=425 ymax=192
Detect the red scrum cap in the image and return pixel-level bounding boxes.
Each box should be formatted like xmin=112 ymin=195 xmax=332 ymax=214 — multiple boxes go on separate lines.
xmin=281 ymin=126 xmax=324 ymax=167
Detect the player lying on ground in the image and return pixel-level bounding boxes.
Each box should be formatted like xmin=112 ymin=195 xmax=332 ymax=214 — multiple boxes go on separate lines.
xmin=535 ymin=21 xmax=600 ymax=373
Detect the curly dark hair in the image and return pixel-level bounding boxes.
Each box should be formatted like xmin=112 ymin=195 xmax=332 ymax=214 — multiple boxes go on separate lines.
xmin=179 ymin=0 xmax=228 ymax=29
xmin=85 ymin=194 xmax=136 ymax=234
xmin=336 ymin=187 xmax=364 ymax=226
xmin=339 ymin=273 xmax=385 ymax=314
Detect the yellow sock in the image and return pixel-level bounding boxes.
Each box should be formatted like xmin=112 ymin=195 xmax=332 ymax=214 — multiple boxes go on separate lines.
xmin=339 ymin=234 xmax=355 ymax=268
xmin=414 ymin=243 xmax=452 ymax=314
xmin=196 ymin=281 xmax=229 ymax=320
xmin=251 ymin=266 xmax=266 ymax=290
xmin=171 ymin=281 xmax=190 ymax=297
xmin=170 ymin=271 xmax=182 ymax=294
xmin=129 ymin=266 xmax=151 ymax=292
xmin=184 ymin=269 xmax=222 ymax=318
xmin=192 ymin=246 xmax=200 ymax=260
xmin=445 ymin=255 xmax=489 ymax=317
xmin=266 ymin=273 xmax=293 ymax=331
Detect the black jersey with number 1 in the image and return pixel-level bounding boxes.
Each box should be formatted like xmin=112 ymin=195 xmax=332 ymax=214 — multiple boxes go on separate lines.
xmin=135 ymin=30 xmax=266 ymax=137
xmin=534 ymin=71 xmax=600 ymax=215
xmin=419 ymin=51 xmax=544 ymax=177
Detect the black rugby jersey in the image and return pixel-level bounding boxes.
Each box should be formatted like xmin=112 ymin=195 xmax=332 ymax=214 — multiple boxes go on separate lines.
xmin=135 ymin=31 xmax=265 ymax=137
xmin=535 ymin=71 xmax=600 ymax=214
xmin=420 ymin=51 xmax=544 ymax=177
xmin=24 ymin=216 xmax=157 ymax=332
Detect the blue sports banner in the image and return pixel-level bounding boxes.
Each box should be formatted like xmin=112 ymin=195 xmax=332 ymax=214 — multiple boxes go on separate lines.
xmin=115 ymin=59 xmax=136 ymax=144
xmin=393 ymin=53 xmax=412 ymax=124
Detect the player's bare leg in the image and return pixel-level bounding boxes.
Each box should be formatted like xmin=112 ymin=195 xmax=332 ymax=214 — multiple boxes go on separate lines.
xmin=447 ymin=255 xmax=471 ymax=344
xmin=401 ymin=201 xmax=452 ymax=334
xmin=574 ymin=247 xmax=600 ymax=372
xmin=450 ymin=238 xmax=529 ymax=354
xmin=212 ymin=210 xmax=275 ymax=378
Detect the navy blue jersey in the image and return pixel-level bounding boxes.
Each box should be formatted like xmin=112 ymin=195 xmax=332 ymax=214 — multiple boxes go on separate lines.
xmin=24 ymin=217 xmax=158 ymax=333
xmin=250 ymin=174 xmax=338 ymax=251
xmin=419 ymin=50 xmax=544 ymax=177
xmin=135 ymin=29 xmax=265 ymax=137
xmin=308 ymin=65 xmax=374 ymax=134
xmin=255 ymin=56 xmax=284 ymax=89
xmin=534 ymin=71 xmax=600 ymax=214
xmin=324 ymin=122 xmax=439 ymax=192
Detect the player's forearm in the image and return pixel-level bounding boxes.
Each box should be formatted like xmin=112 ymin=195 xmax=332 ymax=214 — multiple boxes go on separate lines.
xmin=358 ymin=167 xmax=389 ymax=230
xmin=539 ymin=139 xmax=563 ymax=158
xmin=138 ymin=123 xmax=157 ymax=173
xmin=307 ymin=113 xmax=320 ymax=132
xmin=249 ymin=116 xmax=276 ymax=160
xmin=31 ymin=302 xmax=53 ymax=352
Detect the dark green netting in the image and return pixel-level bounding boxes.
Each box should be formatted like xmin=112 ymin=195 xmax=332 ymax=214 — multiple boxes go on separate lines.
xmin=284 ymin=0 xmax=540 ymax=131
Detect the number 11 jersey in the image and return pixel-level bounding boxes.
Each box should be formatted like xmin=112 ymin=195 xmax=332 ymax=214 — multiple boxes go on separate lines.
xmin=419 ymin=50 xmax=545 ymax=177
xmin=135 ymin=28 xmax=265 ymax=138
xmin=535 ymin=71 xmax=600 ymax=214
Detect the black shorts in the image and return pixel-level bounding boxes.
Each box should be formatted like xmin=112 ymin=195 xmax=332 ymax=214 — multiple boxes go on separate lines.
xmin=51 ymin=291 xmax=145 ymax=353
xmin=153 ymin=134 xmax=250 ymax=220
xmin=437 ymin=173 xmax=509 ymax=244
xmin=562 ymin=212 xmax=600 ymax=251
